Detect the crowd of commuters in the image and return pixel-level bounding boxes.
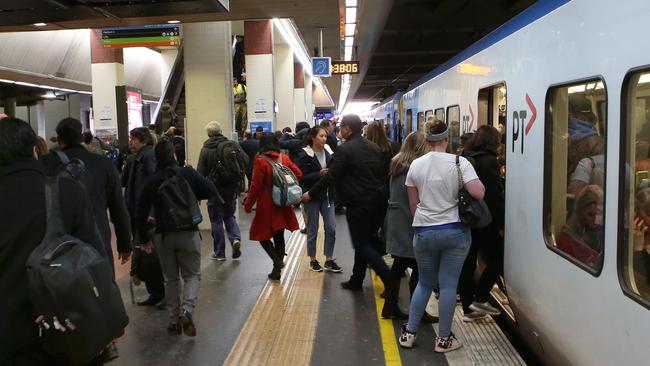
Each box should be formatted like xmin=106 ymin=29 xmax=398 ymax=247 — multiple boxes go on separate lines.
xmin=1 ymin=108 xmax=516 ymax=364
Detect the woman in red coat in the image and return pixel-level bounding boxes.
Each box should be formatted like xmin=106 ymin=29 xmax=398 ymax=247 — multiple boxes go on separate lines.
xmin=244 ymin=133 xmax=303 ymax=280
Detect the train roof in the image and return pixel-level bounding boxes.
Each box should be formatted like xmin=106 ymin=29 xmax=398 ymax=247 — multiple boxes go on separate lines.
xmin=405 ymin=0 xmax=570 ymax=94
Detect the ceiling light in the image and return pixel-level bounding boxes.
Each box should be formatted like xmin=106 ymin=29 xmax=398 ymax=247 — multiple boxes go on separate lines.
xmin=345 ymin=36 xmax=354 ymax=47
xmin=345 ymin=0 xmax=358 ymax=6
xmin=344 ymin=46 xmax=353 ymax=61
xmin=15 ymin=81 xmax=40 ymax=88
xmin=167 ymin=20 xmax=180 ymax=24
xmin=33 ymin=23 xmax=47 ymax=27
xmin=345 ymin=23 xmax=356 ymax=37
xmin=345 ymin=7 xmax=357 ymax=24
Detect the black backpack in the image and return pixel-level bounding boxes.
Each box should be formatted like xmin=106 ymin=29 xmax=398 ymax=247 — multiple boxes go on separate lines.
xmin=54 ymin=150 xmax=94 ymax=191
xmin=158 ymin=167 xmax=203 ymax=231
xmin=209 ymin=140 xmax=246 ymax=191
xmin=25 ymin=178 xmax=128 ymax=365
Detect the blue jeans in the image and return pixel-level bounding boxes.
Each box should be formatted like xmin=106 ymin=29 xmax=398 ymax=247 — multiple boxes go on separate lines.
xmin=407 ymin=227 xmax=471 ymax=337
xmin=305 ymin=199 xmax=336 ymax=258
xmin=207 ymin=195 xmax=241 ymax=257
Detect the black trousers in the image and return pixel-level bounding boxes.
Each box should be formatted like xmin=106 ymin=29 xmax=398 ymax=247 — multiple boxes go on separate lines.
xmin=458 ymin=228 xmax=504 ymax=312
xmin=260 ymin=230 xmax=286 ymax=263
xmin=390 ymin=256 xmax=419 ymax=297
xmin=347 ymin=202 xmax=391 ymax=285
xmin=130 ymin=216 xmax=165 ymax=300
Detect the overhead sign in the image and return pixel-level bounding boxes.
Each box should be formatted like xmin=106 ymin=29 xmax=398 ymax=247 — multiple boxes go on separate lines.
xmin=331 ymin=60 xmax=360 ymax=75
xmin=312 ymin=57 xmax=332 ymax=77
xmin=102 ymin=24 xmax=181 ymax=48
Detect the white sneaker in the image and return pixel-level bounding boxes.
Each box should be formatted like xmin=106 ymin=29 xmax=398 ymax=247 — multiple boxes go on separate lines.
xmin=470 ymin=301 xmax=501 ymax=316
xmin=462 ymin=311 xmax=487 ymax=322
xmin=398 ymin=323 xmax=417 ymax=348
xmin=435 ymin=333 xmax=462 ymax=353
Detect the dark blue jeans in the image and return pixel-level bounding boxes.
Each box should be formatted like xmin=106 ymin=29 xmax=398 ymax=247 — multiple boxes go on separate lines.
xmin=207 ymin=195 xmax=241 ymax=257
xmin=304 ymin=198 xmax=336 ymax=257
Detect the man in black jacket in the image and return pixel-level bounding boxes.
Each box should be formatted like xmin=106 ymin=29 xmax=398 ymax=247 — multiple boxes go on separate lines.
xmin=302 ymin=114 xmax=391 ymax=290
xmin=279 ymin=121 xmax=310 ymax=162
xmin=122 ymin=127 xmax=165 ymax=307
xmin=0 ymin=118 xmax=105 ymax=365
xmin=41 ymin=118 xmax=132 ymax=274
xmin=136 ymin=141 xmax=218 ymax=337
xmin=197 ymin=121 xmax=246 ymax=260
xmin=239 ymin=130 xmax=259 ymax=186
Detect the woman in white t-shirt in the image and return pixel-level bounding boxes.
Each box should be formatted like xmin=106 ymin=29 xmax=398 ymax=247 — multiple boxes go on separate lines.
xmin=398 ymin=119 xmax=485 ymax=353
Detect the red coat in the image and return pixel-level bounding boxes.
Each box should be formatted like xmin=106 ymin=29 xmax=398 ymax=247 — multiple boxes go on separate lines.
xmin=244 ymin=151 xmax=303 ymax=241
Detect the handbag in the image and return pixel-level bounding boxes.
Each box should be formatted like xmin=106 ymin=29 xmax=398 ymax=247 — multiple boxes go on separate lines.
xmin=455 ymin=155 xmax=493 ymax=228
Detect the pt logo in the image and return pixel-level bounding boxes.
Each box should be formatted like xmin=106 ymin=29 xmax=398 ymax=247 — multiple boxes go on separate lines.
xmin=512 ymin=93 xmax=537 ymax=153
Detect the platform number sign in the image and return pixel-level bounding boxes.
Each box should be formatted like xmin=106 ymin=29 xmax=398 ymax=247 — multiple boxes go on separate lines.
xmin=312 ymin=57 xmax=332 ymax=77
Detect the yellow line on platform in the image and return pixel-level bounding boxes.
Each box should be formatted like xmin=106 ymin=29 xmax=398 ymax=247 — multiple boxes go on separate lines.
xmin=371 ymin=271 xmax=403 ymax=366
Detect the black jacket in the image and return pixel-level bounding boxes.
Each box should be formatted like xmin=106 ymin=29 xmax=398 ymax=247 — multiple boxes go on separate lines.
xmin=136 ymin=164 xmax=218 ymax=244
xmin=197 ymin=134 xmax=248 ymax=194
xmin=239 ymin=138 xmax=259 ymax=177
xmin=296 ymin=146 xmax=335 ymax=202
xmin=41 ymin=145 xmax=132 ymax=263
xmin=308 ymin=134 xmax=384 ymax=205
xmin=0 ymin=159 xmax=104 ymax=362
xmin=122 ymin=145 xmax=156 ymax=213
xmin=326 ymin=132 xmax=338 ymax=152
xmin=279 ymin=128 xmax=309 ymax=162
xmin=463 ymin=148 xmax=505 ymax=231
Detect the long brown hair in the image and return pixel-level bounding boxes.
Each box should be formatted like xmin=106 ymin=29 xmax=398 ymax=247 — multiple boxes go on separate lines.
xmin=389 ymin=132 xmax=429 ymax=176
xmin=464 ymin=125 xmax=501 ymax=153
xmin=365 ymin=122 xmax=391 ymax=153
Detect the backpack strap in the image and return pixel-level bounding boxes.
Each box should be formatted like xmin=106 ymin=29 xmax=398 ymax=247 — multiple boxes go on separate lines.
xmin=44 ymin=177 xmax=66 ymax=240
xmin=54 ymin=150 xmax=70 ymax=164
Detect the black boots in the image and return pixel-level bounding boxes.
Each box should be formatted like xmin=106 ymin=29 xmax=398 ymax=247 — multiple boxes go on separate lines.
xmin=381 ymin=278 xmax=408 ymax=319
xmin=260 ymin=241 xmax=282 ymax=281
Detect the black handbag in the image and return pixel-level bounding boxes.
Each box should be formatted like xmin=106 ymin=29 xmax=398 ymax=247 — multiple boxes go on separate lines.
xmin=455 ymin=155 xmax=493 ymax=228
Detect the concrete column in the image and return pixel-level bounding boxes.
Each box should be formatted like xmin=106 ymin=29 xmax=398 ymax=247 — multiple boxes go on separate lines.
xmin=245 ymin=20 xmax=275 ymax=133
xmin=293 ymin=62 xmax=306 ymax=123
xmin=90 ymin=29 xmax=124 ymax=143
xmin=273 ymin=43 xmax=294 ymax=132
xmin=304 ymin=73 xmax=313 ymax=124
xmin=34 ymin=100 xmax=46 ymax=138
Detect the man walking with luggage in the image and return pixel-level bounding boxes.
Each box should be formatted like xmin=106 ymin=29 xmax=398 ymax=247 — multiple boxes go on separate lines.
xmin=197 ymin=121 xmax=247 ymax=260
xmin=136 ymin=140 xmax=218 ymax=336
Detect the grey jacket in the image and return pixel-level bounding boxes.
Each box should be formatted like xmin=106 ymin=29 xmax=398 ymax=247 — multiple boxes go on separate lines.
xmin=385 ymin=173 xmax=415 ymax=258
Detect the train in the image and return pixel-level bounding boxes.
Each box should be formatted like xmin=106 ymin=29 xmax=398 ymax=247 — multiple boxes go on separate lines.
xmin=370 ymin=0 xmax=650 ymax=364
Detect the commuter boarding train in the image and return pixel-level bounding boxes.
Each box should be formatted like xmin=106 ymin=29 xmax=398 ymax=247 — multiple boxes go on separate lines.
xmin=371 ymin=0 xmax=650 ymax=364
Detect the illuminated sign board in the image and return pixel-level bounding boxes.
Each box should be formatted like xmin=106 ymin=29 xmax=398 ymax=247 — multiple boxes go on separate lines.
xmin=331 ymin=60 xmax=360 ymax=75
xmin=102 ymin=24 xmax=181 ymax=48
xmin=312 ymin=57 xmax=332 ymax=77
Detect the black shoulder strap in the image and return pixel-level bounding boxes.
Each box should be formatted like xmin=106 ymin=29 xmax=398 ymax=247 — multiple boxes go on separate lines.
xmin=455 ymin=154 xmax=460 ymax=166
xmin=44 ymin=177 xmax=66 ymax=240
xmin=54 ymin=150 xmax=70 ymax=165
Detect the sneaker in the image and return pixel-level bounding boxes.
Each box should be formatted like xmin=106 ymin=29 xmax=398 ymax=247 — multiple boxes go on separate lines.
xmin=310 ymin=260 xmax=323 ymax=272
xmin=210 ymin=252 xmax=226 ymax=261
xmin=180 ymin=310 xmax=196 ymax=337
xmin=167 ymin=322 xmax=182 ymax=335
xmin=398 ymin=323 xmax=416 ymax=348
xmin=323 ymin=260 xmax=343 ymax=273
xmin=340 ymin=280 xmax=363 ymax=291
xmin=462 ymin=310 xmax=487 ymax=322
xmin=435 ymin=333 xmax=462 ymax=353
xmin=470 ymin=301 xmax=501 ymax=316
xmin=300 ymin=228 xmax=307 ymax=234
xmin=232 ymin=240 xmax=242 ymax=259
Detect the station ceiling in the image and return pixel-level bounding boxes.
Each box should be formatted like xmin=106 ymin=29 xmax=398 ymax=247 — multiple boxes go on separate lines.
xmin=351 ymin=0 xmax=537 ymax=102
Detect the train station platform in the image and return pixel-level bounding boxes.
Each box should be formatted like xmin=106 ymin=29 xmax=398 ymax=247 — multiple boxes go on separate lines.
xmin=110 ymin=209 xmax=526 ymax=366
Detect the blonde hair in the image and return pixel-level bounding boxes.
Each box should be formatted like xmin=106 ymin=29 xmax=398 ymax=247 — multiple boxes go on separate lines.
xmin=389 ymin=132 xmax=430 ymax=176
xmin=205 ymin=121 xmax=222 ymax=137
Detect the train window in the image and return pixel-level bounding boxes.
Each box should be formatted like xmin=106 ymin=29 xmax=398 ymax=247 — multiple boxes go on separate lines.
xmin=425 ymin=109 xmax=434 ymax=123
xmin=543 ymin=78 xmax=607 ymax=274
xmin=417 ymin=112 xmax=425 ymax=131
xmin=478 ymin=83 xmax=507 ymax=127
xmin=447 ymin=105 xmax=461 ymax=154
xmin=405 ymin=109 xmax=413 ymax=134
xmin=435 ymin=108 xmax=445 ymax=122
xmin=620 ymin=69 xmax=650 ymax=304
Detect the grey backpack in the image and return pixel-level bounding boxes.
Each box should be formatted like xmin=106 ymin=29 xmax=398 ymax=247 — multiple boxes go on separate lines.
xmin=261 ymin=153 xmax=303 ymax=207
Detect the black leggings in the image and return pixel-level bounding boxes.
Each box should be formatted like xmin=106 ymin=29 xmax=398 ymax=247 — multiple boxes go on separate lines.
xmin=390 ymin=255 xmax=419 ymax=297
xmin=260 ymin=230 xmax=286 ymax=263
xmin=458 ymin=230 xmax=504 ymax=312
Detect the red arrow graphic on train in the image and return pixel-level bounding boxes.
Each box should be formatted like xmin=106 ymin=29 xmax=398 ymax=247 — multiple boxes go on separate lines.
xmin=524 ymin=93 xmax=536 ymax=135
xmin=469 ymin=104 xmax=474 ymax=130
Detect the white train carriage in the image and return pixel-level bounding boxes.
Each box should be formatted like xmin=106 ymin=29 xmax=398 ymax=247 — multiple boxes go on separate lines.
xmin=398 ymin=0 xmax=650 ymax=364
xmin=370 ymin=92 xmax=403 ymax=142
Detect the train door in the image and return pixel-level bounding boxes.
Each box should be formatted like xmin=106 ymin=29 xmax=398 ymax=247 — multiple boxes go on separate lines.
xmin=447 ymin=105 xmax=460 ymax=154
xmin=417 ymin=111 xmax=424 ymax=131
xmin=478 ymin=83 xmax=507 ymax=128
xmin=393 ymin=111 xmax=402 ymax=143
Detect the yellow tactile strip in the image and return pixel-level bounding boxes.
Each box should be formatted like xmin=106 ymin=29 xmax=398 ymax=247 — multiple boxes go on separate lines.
xmin=223 ymin=217 xmax=324 ymax=366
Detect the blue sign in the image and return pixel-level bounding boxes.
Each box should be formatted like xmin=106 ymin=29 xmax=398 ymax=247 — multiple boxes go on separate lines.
xmin=249 ymin=121 xmax=272 ymax=133
xmin=312 ymin=57 xmax=332 ymax=77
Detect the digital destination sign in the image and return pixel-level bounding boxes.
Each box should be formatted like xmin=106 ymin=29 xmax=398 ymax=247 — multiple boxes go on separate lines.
xmin=331 ymin=60 xmax=360 ymax=75
xmin=102 ymin=24 xmax=181 ymax=48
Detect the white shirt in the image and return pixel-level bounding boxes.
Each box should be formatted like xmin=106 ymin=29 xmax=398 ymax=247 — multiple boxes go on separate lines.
xmin=405 ymin=152 xmax=479 ymax=226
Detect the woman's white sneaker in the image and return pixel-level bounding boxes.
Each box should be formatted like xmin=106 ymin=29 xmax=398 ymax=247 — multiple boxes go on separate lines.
xmin=398 ymin=323 xmax=417 ymax=348
xmin=470 ymin=301 xmax=501 ymax=316
xmin=434 ymin=333 xmax=462 ymax=353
